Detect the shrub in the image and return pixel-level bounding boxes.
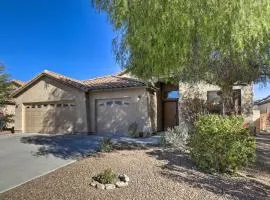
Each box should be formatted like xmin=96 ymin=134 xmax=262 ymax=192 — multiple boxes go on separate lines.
xmin=160 ymin=122 xmax=189 ymax=151
xmin=189 ymin=115 xmax=256 ymax=173
xmin=98 ymin=137 xmax=114 ymax=152
xmin=93 ymin=168 xmax=116 ymax=184
xmin=128 ymin=122 xmax=140 ymax=137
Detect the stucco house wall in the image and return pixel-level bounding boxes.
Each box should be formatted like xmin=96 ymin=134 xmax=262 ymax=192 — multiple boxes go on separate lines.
xmin=178 ymin=82 xmax=253 ymax=120
xmin=88 ymin=87 xmax=153 ymax=134
xmin=14 ymin=76 xmax=88 ymax=133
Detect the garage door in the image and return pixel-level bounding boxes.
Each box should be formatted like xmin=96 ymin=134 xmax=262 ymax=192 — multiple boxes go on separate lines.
xmin=96 ymin=98 xmax=132 ymax=134
xmin=24 ymin=102 xmax=76 ymax=133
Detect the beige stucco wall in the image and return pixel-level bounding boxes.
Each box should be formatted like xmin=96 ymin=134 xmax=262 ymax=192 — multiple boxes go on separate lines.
xmin=14 ymin=76 xmax=88 ymax=133
xmin=258 ymin=102 xmax=270 ymax=114
xmin=1 ymin=104 xmax=15 ymax=128
xmin=178 ymin=82 xmax=253 ymax=121
xmin=88 ymin=87 xmax=152 ymax=134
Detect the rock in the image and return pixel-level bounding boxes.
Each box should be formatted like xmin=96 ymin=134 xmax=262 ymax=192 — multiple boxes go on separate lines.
xmin=90 ymin=180 xmax=99 ymax=187
xmin=96 ymin=182 xmax=105 ymax=190
xmin=105 ymin=184 xmax=116 ymax=190
xmin=115 ymin=181 xmax=128 ymax=188
xmin=119 ymin=174 xmax=130 ymax=182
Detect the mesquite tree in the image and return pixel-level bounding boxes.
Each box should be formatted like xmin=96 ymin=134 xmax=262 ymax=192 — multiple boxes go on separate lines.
xmin=93 ymin=0 xmax=270 ymax=114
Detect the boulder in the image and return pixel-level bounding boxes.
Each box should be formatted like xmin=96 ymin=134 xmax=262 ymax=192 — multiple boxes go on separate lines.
xmin=119 ymin=174 xmax=130 ymax=182
xmin=105 ymin=184 xmax=116 ymax=190
xmin=96 ymin=182 xmax=105 ymax=190
xmin=115 ymin=181 xmax=128 ymax=188
xmin=90 ymin=180 xmax=98 ymax=187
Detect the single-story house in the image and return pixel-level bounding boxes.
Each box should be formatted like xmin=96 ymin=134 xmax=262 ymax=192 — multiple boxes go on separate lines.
xmin=254 ymin=96 xmax=270 ymax=132
xmin=10 ymin=70 xmax=253 ymax=135
xmin=1 ymin=80 xmax=25 ymax=129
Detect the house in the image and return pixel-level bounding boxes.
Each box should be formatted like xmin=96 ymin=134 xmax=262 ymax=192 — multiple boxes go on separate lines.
xmin=10 ymin=70 xmax=253 ymax=134
xmin=0 ymin=80 xmax=25 ymax=130
xmin=254 ymin=96 xmax=270 ymax=132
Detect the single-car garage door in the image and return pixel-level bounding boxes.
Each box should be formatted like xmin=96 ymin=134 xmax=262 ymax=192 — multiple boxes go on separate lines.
xmin=24 ymin=102 xmax=77 ymax=133
xmin=96 ymin=98 xmax=132 ymax=134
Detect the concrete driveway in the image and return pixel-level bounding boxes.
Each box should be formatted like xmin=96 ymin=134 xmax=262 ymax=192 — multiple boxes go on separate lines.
xmin=0 ymin=133 xmax=160 ymax=193
xmin=0 ymin=133 xmax=104 ymax=193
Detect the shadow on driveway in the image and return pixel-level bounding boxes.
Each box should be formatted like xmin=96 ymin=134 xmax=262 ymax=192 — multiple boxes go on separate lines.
xmin=20 ymin=134 xmax=102 ymax=159
xmin=20 ymin=133 xmax=161 ymax=160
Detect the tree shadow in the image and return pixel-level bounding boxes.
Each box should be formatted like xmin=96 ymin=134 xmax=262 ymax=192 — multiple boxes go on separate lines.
xmin=20 ymin=133 xmax=161 ymax=159
xmin=254 ymin=133 xmax=270 ymax=173
xmin=20 ymin=134 xmax=102 ymax=159
xmin=147 ymin=149 xmax=270 ymax=200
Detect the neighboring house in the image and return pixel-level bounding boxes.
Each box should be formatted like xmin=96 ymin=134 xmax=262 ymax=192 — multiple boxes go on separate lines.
xmin=254 ymin=96 xmax=270 ymax=132
xmin=1 ymin=80 xmax=25 ymax=129
xmin=10 ymin=70 xmax=253 ymax=135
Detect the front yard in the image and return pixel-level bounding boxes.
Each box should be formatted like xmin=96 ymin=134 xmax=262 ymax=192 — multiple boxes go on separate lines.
xmin=1 ymin=136 xmax=270 ymax=200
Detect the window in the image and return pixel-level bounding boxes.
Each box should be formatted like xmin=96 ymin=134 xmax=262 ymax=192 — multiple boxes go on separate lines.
xmin=115 ymin=100 xmax=122 ymax=106
xmin=99 ymin=103 xmax=104 ymax=107
xmin=43 ymin=104 xmax=48 ymax=107
xmin=31 ymin=105 xmax=35 ymax=108
xmin=164 ymin=90 xmax=180 ymax=99
xmin=207 ymin=91 xmax=222 ymax=114
xmin=70 ymin=104 xmax=76 ymax=107
xmin=50 ymin=104 xmax=55 ymax=107
xmin=63 ymin=104 xmax=69 ymax=107
xmin=207 ymin=90 xmax=241 ymax=114
xmin=37 ymin=105 xmax=42 ymax=108
xmin=57 ymin=104 xmax=62 ymax=107
xmin=124 ymin=102 xmax=130 ymax=106
xmin=106 ymin=101 xmax=113 ymax=106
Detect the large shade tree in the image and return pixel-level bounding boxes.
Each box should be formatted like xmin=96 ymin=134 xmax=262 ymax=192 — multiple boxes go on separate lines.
xmin=92 ymin=0 xmax=270 ymax=114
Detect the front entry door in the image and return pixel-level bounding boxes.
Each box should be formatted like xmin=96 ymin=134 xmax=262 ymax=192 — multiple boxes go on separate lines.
xmin=163 ymin=100 xmax=178 ymax=130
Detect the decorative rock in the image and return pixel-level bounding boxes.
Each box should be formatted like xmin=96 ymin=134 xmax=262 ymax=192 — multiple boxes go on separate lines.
xmin=90 ymin=180 xmax=99 ymax=187
xmin=105 ymin=184 xmax=116 ymax=190
xmin=119 ymin=174 xmax=130 ymax=182
xmin=96 ymin=182 xmax=105 ymax=190
xmin=115 ymin=181 xmax=128 ymax=188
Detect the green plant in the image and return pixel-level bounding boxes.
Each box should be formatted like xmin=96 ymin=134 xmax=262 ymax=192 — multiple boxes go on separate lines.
xmin=93 ymin=168 xmax=116 ymax=184
xmin=160 ymin=122 xmax=189 ymax=151
xmin=189 ymin=115 xmax=256 ymax=173
xmin=128 ymin=122 xmax=140 ymax=137
xmin=98 ymin=137 xmax=114 ymax=152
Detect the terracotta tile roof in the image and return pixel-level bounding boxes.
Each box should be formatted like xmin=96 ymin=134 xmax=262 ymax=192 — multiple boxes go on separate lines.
xmin=10 ymin=70 xmax=147 ymax=97
xmin=254 ymin=95 xmax=270 ymax=105
xmin=3 ymin=99 xmax=15 ymax=105
xmin=83 ymin=76 xmax=146 ymax=90
xmin=11 ymin=80 xmax=25 ymax=87
xmin=43 ymin=70 xmax=89 ymax=91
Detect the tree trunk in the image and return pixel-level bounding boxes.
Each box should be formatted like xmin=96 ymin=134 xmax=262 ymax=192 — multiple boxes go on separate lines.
xmin=220 ymin=86 xmax=234 ymax=116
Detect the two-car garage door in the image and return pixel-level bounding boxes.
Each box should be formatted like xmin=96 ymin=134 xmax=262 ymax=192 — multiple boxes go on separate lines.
xmin=24 ymin=102 xmax=77 ymax=133
xmin=96 ymin=98 xmax=132 ymax=134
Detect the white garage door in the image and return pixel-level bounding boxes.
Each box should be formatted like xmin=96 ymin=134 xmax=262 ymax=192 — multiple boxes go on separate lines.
xmin=96 ymin=98 xmax=132 ymax=134
xmin=24 ymin=102 xmax=77 ymax=133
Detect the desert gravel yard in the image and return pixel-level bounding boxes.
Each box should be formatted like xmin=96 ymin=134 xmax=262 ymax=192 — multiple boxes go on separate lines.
xmin=1 ymin=145 xmax=270 ymax=200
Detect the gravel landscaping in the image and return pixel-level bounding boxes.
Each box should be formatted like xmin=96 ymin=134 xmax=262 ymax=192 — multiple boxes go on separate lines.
xmin=1 ymin=145 xmax=269 ymax=200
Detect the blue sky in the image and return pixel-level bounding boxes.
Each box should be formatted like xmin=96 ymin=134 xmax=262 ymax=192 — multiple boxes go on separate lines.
xmin=0 ymin=0 xmax=120 ymax=81
xmin=0 ymin=0 xmax=269 ymax=100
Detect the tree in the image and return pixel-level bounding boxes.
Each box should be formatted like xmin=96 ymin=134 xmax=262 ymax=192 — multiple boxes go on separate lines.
xmin=92 ymin=0 xmax=270 ymax=114
xmin=0 ymin=65 xmax=12 ymax=130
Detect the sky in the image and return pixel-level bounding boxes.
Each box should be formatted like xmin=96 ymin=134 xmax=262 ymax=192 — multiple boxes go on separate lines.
xmin=0 ymin=0 xmax=269 ymax=100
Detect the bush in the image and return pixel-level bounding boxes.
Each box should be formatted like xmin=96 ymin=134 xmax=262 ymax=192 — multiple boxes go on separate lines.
xmin=128 ymin=122 xmax=140 ymax=137
xmin=98 ymin=137 xmax=114 ymax=152
xmin=160 ymin=122 xmax=189 ymax=151
xmin=189 ymin=115 xmax=256 ymax=173
xmin=93 ymin=168 xmax=116 ymax=184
